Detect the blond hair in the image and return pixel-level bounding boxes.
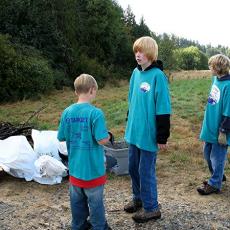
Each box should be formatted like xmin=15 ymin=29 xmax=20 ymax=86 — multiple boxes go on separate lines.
xmin=133 ymin=36 xmax=158 ymax=62
xmin=74 ymin=73 xmax=98 ymax=94
xmin=208 ymin=54 xmax=230 ymax=76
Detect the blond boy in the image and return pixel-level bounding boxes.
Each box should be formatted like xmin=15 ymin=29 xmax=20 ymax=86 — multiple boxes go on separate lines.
xmin=198 ymin=54 xmax=230 ymax=195
xmin=58 ymin=74 xmax=111 ymax=229
xmin=124 ymin=36 xmax=171 ymax=223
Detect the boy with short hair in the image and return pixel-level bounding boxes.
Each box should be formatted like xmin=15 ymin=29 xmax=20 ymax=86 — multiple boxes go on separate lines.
xmin=124 ymin=36 xmax=171 ymax=223
xmin=57 ymin=73 xmax=111 ymax=229
xmin=198 ymin=54 xmax=230 ymax=195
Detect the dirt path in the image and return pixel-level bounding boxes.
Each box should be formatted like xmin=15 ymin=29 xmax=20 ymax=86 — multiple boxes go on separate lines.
xmin=1 ymin=153 xmax=229 ymax=230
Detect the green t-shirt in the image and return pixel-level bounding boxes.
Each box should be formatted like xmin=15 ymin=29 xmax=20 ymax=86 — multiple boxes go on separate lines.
xmin=57 ymin=103 xmax=108 ymax=180
xmin=200 ymin=77 xmax=230 ymax=145
xmin=124 ymin=67 xmax=171 ymax=152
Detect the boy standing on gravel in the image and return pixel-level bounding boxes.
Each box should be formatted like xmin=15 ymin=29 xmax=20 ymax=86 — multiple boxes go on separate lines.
xmin=124 ymin=36 xmax=171 ymax=223
xmin=58 ymin=74 xmax=112 ymax=230
xmin=198 ymin=54 xmax=230 ymax=195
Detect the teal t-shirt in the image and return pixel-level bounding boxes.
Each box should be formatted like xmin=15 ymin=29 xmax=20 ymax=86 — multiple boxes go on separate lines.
xmin=200 ymin=77 xmax=230 ymax=145
xmin=124 ymin=67 xmax=171 ymax=152
xmin=57 ymin=103 xmax=108 ymax=180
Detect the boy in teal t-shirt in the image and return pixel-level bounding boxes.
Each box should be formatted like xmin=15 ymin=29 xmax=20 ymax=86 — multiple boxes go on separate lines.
xmin=58 ymin=74 xmax=112 ymax=230
xmin=198 ymin=54 xmax=230 ymax=195
xmin=124 ymin=36 xmax=171 ymax=223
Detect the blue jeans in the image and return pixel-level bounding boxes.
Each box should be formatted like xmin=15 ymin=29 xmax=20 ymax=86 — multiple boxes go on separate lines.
xmin=128 ymin=144 xmax=159 ymax=211
xmin=70 ymin=185 xmax=108 ymax=230
xmin=203 ymin=142 xmax=228 ymax=189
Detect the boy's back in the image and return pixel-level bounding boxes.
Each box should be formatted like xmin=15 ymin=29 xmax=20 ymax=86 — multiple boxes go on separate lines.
xmin=58 ymin=102 xmax=107 ymax=180
xmin=57 ymin=73 xmax=111 ymax=230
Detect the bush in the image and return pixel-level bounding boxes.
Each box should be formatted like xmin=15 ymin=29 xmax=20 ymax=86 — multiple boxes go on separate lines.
xmin=0 ymin=34 xmax=54 ymax=102
xmin=173 ymin=46 xmax=208 ymax=70
xmin=76 ymin=54 xmax=116 ymax=88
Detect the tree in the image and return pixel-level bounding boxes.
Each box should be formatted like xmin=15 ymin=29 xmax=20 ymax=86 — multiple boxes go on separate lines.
xmin=158 ymin=33 xmax=177 ymax=70
xmin=0 ymin=34 xmax=54 ymax=101
xmin=173 ymin=46 xmax=208 ymax=70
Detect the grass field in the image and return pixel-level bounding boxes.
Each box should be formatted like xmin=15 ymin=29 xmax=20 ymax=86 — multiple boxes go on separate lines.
xmin=0 ymin=71 xmax=229 ymax=171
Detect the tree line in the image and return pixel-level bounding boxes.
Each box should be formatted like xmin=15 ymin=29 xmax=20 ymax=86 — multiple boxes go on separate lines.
xmin=0 ymin=0 xmax=229 ymax=102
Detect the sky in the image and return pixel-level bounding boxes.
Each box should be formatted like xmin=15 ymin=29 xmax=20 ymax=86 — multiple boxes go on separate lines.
xmin=116 ymin=0 xmax=230 ymax=47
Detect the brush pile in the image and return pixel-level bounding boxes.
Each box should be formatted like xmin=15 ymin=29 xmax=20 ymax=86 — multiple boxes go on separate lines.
xmin=0 ymin=122 xmax=32 ymax=140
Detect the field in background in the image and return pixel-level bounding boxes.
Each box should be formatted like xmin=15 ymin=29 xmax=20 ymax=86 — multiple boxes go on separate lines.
xmin=0 ymin=70 xmax=229 ymax=173
xmin=168 ymin=70 xmax=211 ymax=80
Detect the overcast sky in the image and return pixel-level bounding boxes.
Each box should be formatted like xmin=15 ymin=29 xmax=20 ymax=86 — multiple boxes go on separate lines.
xmin=116 ymin=0 xmax=230 ymax=47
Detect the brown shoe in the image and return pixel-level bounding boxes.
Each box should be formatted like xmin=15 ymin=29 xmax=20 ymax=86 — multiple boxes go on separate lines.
xmin=124 ymin=200 xmax=142 ymax=213
xmin=132 ymin=209 xmax=161 ymax=223
xmin=197 ymin=183 xmax=220 ymax=195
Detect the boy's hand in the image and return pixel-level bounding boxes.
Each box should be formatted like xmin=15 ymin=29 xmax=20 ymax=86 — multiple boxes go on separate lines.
xmin=108 ymin=131 xmax=115 ymax=145
xmin=158 ymin=143 xmax=167 ymax=150
xmin=218 ymin=132 xmax=227 ymax=145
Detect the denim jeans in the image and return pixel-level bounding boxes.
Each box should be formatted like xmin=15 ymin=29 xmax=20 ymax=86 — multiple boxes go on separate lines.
xmin=203 ymin=142 xmax=228 ymax=189
xmin=69 ymin=184 xmax=108 ymax=230
xmin=128 ymin=144 xmax=159 ymax=211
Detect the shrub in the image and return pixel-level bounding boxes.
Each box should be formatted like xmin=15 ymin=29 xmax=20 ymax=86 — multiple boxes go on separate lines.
xmin=0 ymin=34 xmax=54 ymax=102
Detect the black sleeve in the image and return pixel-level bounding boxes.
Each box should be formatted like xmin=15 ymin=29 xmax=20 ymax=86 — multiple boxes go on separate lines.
xmin=156 ymin=114 xmax=170 ymax=144
xmin=220 ymin=116 xmax=230 ymax=133
xmin=126 ymin=110 xmax=129 ymax=121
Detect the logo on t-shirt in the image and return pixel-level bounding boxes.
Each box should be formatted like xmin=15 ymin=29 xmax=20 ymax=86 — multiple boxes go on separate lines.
xmin=140 ymin=82 xmax=150 ymax=93
xmin=208 ymin=85 xmax=220 ymax=105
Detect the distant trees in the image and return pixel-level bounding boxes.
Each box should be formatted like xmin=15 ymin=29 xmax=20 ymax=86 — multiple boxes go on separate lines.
xmin=157 ymin=33 xmax=177 ymax=70
xmin=0 ymin=0 xmax=229 ymax=101
xmin=173 ymin=46 xmax=208 ymax=70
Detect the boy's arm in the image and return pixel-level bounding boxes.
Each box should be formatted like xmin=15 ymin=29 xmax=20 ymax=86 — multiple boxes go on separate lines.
xmin=219 ymin=116 xmax=230 ymax=133
xmin=155 ymin=73 xmax=171 ymax=149
xmin=98 ymin=132 xmax=114 ymax=145
xmin=218 ymin=116 xmax=230 ymax=145
xmin=57 ymin=113 xmax=66 ymax=141
xmin=156 ymin=114 xmax=170 ymax=144
xmin=98 ymin=135 xmax=110 ymax=145
xmin=92 ymin=109 xmax=113 ymax=145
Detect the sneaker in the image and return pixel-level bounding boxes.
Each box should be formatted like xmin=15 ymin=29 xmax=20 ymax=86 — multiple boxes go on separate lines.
xmin=132 ymin=209 xmax=161 ymax=223
xmin=124 ymin=200 xmax=142 ymax=213
xmin=197 ymin=183 xmax=220 ymax=195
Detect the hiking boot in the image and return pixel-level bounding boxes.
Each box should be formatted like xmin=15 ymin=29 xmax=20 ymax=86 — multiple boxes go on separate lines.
xmin=132 ymin=209 xmax=161 ymax=223
xmin=203 ymin=174 xmax=227 ymax=185
xmin=124 ymin=200 xmax=142 ymax=213
xmin=197 ymin=183 xmax=220 ymax=195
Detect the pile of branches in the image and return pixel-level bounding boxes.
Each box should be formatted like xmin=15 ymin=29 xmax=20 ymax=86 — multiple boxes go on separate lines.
xmin=0 ymin=122 xmax=32 ymax=140
xmin=0 ymin=106 xmax=45 ymax=142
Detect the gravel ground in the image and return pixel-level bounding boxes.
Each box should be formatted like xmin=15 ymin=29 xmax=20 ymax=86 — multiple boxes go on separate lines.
xmin=0 ymin=160 xmax=229 ymax=230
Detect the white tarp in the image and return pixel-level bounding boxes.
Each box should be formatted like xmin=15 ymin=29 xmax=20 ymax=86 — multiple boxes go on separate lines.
xmin=33 ymin=155 xmax=67 ymax=185
xmin=0 ymin=135 xmax=37 ymax=181
xmin=0 ymin=130 xmax=68 ymax=185
xmin=32 ymin=129 xmax=61 ymax=160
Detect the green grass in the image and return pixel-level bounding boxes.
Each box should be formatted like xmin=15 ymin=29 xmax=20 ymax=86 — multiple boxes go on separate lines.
xmin=0 ymin=77 xmax=212 ymax=137
xmin=1 ymin=74 xmax=229 ymax=173
xmin=169 ymin=151 xmax=191 ymax=165
xmin=170 ymin=78 xmax=211 ymax=124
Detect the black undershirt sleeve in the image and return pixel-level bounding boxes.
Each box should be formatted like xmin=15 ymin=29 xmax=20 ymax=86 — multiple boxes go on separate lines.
xmin=156 ymin=114 xmax=170 ymax=144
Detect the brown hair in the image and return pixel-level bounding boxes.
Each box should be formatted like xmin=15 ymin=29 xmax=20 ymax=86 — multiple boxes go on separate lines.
xmin=74 ymin=73 xmax=98 ymax=94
